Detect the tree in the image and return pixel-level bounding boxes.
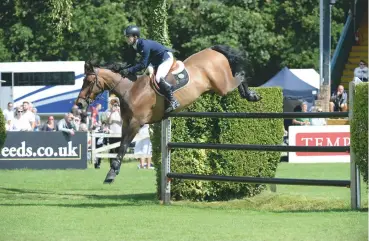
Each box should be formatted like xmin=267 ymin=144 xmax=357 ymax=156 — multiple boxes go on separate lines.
xmin=63 ymin=0 xmax=130 ymax=63
xmin=147 ymin=0 xmax=172 ymax=200
xmin=167 ymin=0 xmax=348 ymax=86
xmin=0 ymin=0 xmax=73 ymax=61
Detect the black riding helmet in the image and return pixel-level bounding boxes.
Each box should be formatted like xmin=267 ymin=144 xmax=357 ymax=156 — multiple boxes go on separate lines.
xmin=124 ymin=25 xmax=140 ymax=37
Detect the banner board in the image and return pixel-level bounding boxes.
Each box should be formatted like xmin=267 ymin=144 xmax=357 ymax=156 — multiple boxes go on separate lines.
xmin=0 ymin=132 xmax=88 ymax=169
xmin=288 ymin=125 xmax=350 ymax=163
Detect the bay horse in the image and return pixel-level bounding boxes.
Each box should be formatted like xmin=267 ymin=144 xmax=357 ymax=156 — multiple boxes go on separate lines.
xmin=75 ymin=45 xmax=261 ymax=184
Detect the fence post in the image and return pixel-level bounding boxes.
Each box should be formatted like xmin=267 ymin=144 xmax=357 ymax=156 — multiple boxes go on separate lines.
xmin=161 ymin=118 xmax=171 ymax=205
xmin=349 ymin=81 xmax=361 ymax=210
xmin=91 ymin=132 xmax=96 ymax=165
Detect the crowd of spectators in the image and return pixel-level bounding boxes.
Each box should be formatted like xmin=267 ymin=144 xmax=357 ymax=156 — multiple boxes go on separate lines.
xmin=292 ymin=102 xmax=327 ymax=127
xmin=1 ymin=96 xmax=154 ymax=169
xmin=2 ymin=96 xmax=121 ymax=134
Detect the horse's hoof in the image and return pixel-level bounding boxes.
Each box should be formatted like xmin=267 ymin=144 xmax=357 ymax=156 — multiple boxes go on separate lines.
xmin=103 ymin=178 xmax=114 ymax=184
xmin=246 ymin=91 xmax=262 ymax=102
xmin=103 ymin=169 xmax=116 ymax=184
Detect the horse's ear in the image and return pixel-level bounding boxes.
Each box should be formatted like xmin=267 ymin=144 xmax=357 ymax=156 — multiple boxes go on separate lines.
xmin=84 ymin=61 xmax=93 ymax=74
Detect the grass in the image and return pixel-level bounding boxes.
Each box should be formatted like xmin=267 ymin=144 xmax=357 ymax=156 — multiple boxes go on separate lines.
xmin=0 ymin=161 xmax=367 ymax=241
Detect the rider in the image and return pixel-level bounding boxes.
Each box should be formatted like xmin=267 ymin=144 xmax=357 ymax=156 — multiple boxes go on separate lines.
xmin=120 ymin=25 xmax=180 ymax=113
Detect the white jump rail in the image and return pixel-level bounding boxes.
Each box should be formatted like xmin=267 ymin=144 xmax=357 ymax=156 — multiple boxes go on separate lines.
xmin=90 ymin=132 xmax=152 ymax=162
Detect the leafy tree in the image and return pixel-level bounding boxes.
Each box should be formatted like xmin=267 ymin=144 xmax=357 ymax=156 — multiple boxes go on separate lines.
xmin=148 ymin=0 xmax=172 ymax=200
xmin=63 ymin=0 xmax=130 ymax=63
xmin=0 ymin=0 xmax=350 ymax=85
xmin=0 ymin=0 xmax=73 ymax=61
xmin=167 ymin=0 xmax=349 ymax=85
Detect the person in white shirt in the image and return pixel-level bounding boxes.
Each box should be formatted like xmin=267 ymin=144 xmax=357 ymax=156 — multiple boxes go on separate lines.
xmin=107 ymin=100 xmax=123 ymax=163
xmin=22 ymin=101 xmax=35 ymax=130
xmin=107 ymin=101 xmax=122 ymax=135
xmin=134 ymin=124 xmax=153 ymax=169
xmin=10 ymin=107 xmax=32 ymax=131
xmin=354 ymin=60 xmax=368 ymax=82
xmin=310 ymin=106 xmax=327 ymax=126
xmin=2 ymin=102 xmax=14 ymax=127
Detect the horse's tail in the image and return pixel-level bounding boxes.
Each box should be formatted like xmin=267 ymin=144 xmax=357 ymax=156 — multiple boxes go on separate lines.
xmin=210 ymin=45 xmax=261 ymax=102
xmin=210 ymin=45 xmax=246 ymax=76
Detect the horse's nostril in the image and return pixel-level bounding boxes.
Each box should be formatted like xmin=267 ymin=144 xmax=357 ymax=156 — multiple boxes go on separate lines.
xmin=77 ymin=103 xmax=83 ymax=109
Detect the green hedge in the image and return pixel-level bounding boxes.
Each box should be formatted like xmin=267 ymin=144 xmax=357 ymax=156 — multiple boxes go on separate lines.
xmin=151 ymin=87 xmax=284 ymax=201
xmin=351 ymin=83 xmax=368 ymax=183
xmin=0 ymin=109 xmax=6 ymax=150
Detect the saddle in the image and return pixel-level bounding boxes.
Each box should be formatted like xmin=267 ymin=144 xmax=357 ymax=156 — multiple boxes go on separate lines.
xmin=147 ymin=58 xmax=190 ymax=97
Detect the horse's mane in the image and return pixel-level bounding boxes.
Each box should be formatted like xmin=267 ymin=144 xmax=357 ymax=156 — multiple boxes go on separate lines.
xmin=88 ymin=60 xmax=129 ymax=74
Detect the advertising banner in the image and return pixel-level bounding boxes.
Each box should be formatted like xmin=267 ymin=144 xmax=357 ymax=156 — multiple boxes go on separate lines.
xmin=288 ymin=125 xmax=350 ymax=163
xmin=0 ymin=132 xmax=88 ymax=169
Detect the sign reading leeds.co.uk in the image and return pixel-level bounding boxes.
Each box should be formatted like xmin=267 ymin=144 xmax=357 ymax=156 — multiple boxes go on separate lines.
xmin=288 ymin=125 xmax=350 ymax=163
xmin=0 ymin=132 xmax=87 ymax=169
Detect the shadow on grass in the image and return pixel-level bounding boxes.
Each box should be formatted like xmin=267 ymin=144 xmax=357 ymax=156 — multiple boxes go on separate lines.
xmin=0 ymin=187 xmax=159 ymax=207
xmin=171 ymin=201 xmax=369 ymax=213
xmin=0 ymin=202 xmax=159 ymax=208
xmin=1 ymin=187 xmax=367 ymax=213
xmin=271 ymin=208 xmax=369 ymax=213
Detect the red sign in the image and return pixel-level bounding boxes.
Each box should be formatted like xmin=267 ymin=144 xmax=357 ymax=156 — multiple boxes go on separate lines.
xmin=295 ymin=132 xmax=350 ymax=156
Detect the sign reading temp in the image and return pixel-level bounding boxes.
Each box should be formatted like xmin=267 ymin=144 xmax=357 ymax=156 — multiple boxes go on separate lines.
xmin=0 ymin=132 xmax=87 ymax=169
xmin=288 ymin=125 xmax=350 ymax=163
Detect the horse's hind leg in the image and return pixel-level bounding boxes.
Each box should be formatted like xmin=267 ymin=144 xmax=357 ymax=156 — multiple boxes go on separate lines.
xmin=236 ymin=71 xmax=262 ymax=102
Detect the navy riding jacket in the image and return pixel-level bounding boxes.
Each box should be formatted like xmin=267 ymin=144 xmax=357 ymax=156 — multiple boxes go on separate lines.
xmin=126 ymin=38 xmax=172 ymax=74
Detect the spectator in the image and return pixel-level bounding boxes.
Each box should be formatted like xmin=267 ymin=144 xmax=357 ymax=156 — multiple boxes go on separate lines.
xmin=107 ymin=100 xmax=122 ymax=162
xmin=79 ymin=123 xmax=88 ymax=132
xmin=354 ymin=60 xmax=368 ymax=82
xmin=91 ymin=103 xmax=102 ymax=127
xmin=135 ymin=124 xmax=153 ymax=169
xmin=101 ymin=97 xmax=117 ymax=124
xmin=310 ymin=106 xmax=327 ymax=126
xmin=2 ymin=102 xmax=14 ymax=127
xmin=292 ymin=102 xmax=311 ymax=126
xmin=32 ymin=107 xmax=41 ymax=131
xmin=92 ymin=122 xmax=109 ymax=169
xmin=80 ymin=109 xmax=90 ymax=127
xmin=22 ymin=101 xmax=35 ymax=130
xmin=41 ymin=116 xmax=56 ymax=131
xmin=10 ymin=107 xmax=32 ymax=131
xmin=71 ymin=104 xmax=81 ymax=118
xmin=58 ymin=113 xmax=77 ymax=136
xmin=329 ymin=85 xmax=348 ymax=112
xmin=74 ymin=116 xmax=81 ymax=131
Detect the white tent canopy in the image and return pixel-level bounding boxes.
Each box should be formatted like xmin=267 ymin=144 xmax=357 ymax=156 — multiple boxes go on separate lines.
xmin=289 ymin=68 xmax=321 ymax=89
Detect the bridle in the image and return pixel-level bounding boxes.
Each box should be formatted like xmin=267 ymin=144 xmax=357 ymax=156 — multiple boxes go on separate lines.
xmin=80 ymin=68 xmax=120 ymax=105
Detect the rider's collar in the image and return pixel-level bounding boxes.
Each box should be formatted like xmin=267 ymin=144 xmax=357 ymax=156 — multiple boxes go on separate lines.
xmin=132 ymin=39 xmax=139 ymax=50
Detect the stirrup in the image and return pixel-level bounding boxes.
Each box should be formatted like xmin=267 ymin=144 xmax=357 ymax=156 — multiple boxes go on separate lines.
xmin=165 ymin=99 xmax=180 ymax=113
xmin=170 ymin=99 xmax=180 ymax=109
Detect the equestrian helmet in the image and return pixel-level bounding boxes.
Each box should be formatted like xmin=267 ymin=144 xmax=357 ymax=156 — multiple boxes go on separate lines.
xmin=124 ymin=25 xmax=140 ymax=37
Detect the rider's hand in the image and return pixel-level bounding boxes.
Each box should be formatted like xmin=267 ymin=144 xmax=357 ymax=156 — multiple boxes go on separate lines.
xmin=120 ymin=69 xmax=130 ymax=77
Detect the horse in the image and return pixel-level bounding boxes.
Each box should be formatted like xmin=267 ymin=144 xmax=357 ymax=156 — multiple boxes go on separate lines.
xmin=75 ymin=45 xmax=262 ymax=184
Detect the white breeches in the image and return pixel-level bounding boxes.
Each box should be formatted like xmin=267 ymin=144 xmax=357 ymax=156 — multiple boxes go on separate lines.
xmin=155 ymin=52 xmax=174 ymax=83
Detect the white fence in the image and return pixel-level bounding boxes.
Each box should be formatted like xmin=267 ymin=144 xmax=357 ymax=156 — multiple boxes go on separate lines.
xmin=90 ymin=132 xmax=152 ymax=163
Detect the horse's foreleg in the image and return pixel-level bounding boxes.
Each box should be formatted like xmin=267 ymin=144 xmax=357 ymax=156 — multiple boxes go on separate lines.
xmin=103 ymin=122 xmax=140 ymax=184
xmin=236 ymin=71 xmax=262 ymax=102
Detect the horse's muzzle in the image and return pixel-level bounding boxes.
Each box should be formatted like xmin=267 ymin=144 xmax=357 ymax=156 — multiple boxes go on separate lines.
xmin=76 ymin=98 xmax=88 ymax=110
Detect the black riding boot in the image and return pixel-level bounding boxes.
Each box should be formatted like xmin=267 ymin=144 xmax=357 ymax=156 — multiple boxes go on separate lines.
xmin=158 ymin=78 xmax=180 ymax=113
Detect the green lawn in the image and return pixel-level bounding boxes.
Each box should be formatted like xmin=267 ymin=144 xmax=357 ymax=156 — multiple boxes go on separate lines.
xmin=0 ymin=161 xmax=367 ymax=241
